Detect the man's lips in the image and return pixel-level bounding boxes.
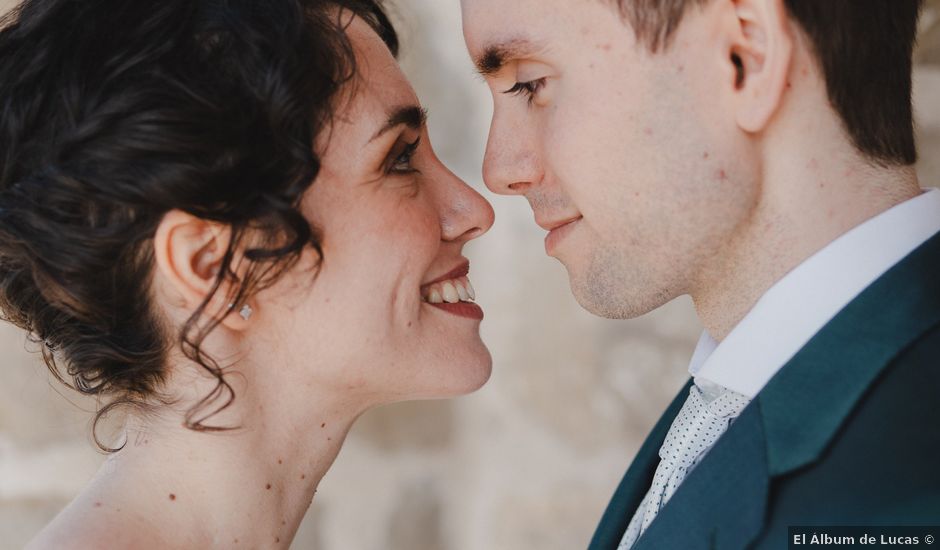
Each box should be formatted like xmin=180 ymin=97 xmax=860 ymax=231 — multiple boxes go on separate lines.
xmin=543 ymin=216 xmax=582 ymax=254
xmin=536 ymin=215 xmax=583 ymax=232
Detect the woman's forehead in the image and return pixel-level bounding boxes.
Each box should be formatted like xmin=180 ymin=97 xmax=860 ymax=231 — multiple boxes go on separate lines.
xmin=348 ymin=17 xmax=418 ymax=106
xmin=331 ymin=18 xmax=419 ymax=136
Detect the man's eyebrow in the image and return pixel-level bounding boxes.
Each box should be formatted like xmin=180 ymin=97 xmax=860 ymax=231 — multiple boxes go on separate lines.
xmin=474 ymin=38 xmax=544 ymax=76
xmin=369 ymin=105 xmax=428 ymax=143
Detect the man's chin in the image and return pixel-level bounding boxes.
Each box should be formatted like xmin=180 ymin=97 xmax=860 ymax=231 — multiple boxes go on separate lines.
xmin=568 ymin=270 xmax=669 ymax=320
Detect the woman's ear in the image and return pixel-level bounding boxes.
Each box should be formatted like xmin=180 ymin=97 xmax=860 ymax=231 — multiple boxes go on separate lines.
xmin=153 ymin=210 xmax=252 ymax=331
xmin=727 ymin=0 xmax=793 ymax=133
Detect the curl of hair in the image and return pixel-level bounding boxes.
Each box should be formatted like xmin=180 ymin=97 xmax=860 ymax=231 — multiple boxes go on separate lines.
xmin=0 ymin=0 xmax=398 ymax=449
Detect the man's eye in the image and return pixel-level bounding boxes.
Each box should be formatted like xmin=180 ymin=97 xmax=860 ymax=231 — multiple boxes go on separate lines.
xmin=502 ymin=78 xmax=546 ymax=105
xmin=389 ymin=138 xmax=421 ymax=174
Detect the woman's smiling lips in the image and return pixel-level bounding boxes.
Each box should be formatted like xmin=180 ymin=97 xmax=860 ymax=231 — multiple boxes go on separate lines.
xmin=420 ymin=260 xmax=484 ymax=320
xmin=541 ymin=215 xmax=583 ymax=255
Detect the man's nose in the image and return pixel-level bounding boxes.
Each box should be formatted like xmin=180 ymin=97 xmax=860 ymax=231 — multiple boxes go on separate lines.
xmin=482 ymin=107 xmax=541 ymax=196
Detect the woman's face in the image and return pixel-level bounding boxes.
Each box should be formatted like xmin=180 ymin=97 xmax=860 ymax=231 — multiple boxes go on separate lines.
xmin=254 ymin=16 xmax=495 ymax=404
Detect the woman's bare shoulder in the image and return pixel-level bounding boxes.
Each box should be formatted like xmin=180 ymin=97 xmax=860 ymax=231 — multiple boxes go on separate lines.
xmin=25 ymin=495 xmax=171 ymax=550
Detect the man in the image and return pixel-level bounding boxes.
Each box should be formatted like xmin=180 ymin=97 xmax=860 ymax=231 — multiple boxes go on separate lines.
xmin=460 ymin=0 xmax=940 ymax=548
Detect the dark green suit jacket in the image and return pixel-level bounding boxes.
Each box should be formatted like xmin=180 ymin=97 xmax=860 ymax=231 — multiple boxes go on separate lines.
xmin=589 ymin=230 xmax=940 ymax=550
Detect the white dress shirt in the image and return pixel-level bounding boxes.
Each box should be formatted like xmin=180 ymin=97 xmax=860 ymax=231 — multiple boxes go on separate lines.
xmin=688 ymin=188 xmax=940 ymax=398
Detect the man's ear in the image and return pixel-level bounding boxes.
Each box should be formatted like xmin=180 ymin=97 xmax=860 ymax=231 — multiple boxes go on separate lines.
xmin=726 ymin=0 xmax=793 ymax=133
xmin=153 ymin=210 xmax=251 ymax=330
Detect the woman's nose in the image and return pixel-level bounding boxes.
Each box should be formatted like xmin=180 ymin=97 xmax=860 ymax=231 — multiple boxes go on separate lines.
xmin=436 ymin=166 xmax=495 ymax=243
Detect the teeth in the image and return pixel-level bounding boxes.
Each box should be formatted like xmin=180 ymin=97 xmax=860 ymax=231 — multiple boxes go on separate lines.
xmin=455 ymin=280 xmax=470 ymax=301
xmin=464 ymin=278 xmax=475 ymax=300
xmin=422 ymin=276 xmax=477 ymax=304
xmin=441 ymin=281 xmax=459 ymax=304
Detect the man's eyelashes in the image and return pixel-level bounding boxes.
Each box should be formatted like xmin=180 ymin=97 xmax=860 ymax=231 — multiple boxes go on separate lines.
xmin=502 ymin=78 xmax=546 ymax=105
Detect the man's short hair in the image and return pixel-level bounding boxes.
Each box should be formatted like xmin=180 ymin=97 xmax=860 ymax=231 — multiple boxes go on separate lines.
xmin=614 ymin=0 xmax=925 ymax=167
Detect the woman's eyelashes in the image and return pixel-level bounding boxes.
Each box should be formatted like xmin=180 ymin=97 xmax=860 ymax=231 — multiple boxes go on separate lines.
xmin=502 ymin=78 xmax=546 ymax=105
xmin=388 ymin=137 xmax=422 ymax=175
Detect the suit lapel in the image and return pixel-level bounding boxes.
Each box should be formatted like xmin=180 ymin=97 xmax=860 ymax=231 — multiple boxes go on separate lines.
xmin=593 ymin=229 xmax=940 ymax=550
xmin=587 ymin=378 xmax=693 ymax=550
xmin=760 ymin=228 xmax=940 ymax=477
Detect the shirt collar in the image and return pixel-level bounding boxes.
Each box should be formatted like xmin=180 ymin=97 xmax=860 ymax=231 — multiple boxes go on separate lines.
xmin=690 ymin=188 xmax=940 ymax=398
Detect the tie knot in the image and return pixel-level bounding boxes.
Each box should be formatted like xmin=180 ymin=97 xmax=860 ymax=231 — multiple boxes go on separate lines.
xmin=695 ymin=378 xmax=751 ymax=418
xmin=657 ymin=381 xmax=750 ymax=468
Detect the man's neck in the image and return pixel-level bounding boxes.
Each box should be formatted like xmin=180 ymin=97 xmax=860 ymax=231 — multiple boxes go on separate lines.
xmin=692 ymin=141 xmax=921 ymax=342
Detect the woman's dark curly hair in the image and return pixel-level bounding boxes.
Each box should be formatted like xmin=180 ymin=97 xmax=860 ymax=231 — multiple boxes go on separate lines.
xmin=0 ymin=0 xmax=398 ymax=448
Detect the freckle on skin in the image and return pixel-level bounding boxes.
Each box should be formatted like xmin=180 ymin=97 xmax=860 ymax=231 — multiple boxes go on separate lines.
xmin=94 ymin=502 xmax=102 ymax=508
xmin=703 ymin=152 xmax=709 ymax=159
xmin=169 ymin=494 xmax=176 ymax=501
xmin=718 ymin=169 xmax=727 ymax=180
xmin=301 ymin=474 xmax=306 ymax=480
xmin=643 ymin=127 xmax=653 ymax=136
xmin=276 ymin=537 xmax=280 ymax=543
xmin=321 ymin=422 xmax=326 ymax=428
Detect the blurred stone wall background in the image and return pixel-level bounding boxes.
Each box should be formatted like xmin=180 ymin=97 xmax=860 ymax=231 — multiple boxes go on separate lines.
xmin=1 ymin=1 xmax=939 ymax=548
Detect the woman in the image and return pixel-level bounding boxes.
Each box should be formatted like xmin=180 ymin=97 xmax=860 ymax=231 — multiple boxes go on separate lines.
xmin=0 ymin=0 xmax=494 ymax=547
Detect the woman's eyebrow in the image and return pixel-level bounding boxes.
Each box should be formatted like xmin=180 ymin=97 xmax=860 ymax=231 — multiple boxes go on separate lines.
xmin=369 ymin=105 xmax=428 ymax=143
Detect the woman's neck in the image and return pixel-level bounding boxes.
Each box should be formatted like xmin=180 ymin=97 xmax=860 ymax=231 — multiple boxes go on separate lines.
xmin=30 ymin=386 xmax=364 ymax=549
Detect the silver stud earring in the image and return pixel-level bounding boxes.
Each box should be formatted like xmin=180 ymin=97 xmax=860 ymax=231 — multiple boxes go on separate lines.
xmin=228 ymin=302 xmax=253 ymax=321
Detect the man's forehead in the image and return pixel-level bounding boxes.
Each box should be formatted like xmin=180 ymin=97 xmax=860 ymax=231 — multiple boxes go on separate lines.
xmin=462 ymin=0 xmax=579 ymax=75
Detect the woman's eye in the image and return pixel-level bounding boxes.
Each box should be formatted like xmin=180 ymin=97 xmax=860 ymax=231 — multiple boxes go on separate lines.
xmin=389 ymin=138 xmax=421 ymax=174
xmin=502 ymin=78 xmax=547 ymax=105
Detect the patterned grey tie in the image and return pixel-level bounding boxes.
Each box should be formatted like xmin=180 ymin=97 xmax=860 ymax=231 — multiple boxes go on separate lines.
xmin=618 ymin=378 xmax=751 ymax=549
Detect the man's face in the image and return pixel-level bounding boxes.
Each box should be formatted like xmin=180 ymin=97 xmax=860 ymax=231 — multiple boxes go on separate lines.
xmin=462 ymin=0 xmax=759 ymax=318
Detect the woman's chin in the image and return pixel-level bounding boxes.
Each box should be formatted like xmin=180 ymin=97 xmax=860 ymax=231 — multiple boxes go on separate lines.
xmin=452 ymin=353 xmax=493 ymax=395
xmin=402 ymin=348 xmax=493 ymax=401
